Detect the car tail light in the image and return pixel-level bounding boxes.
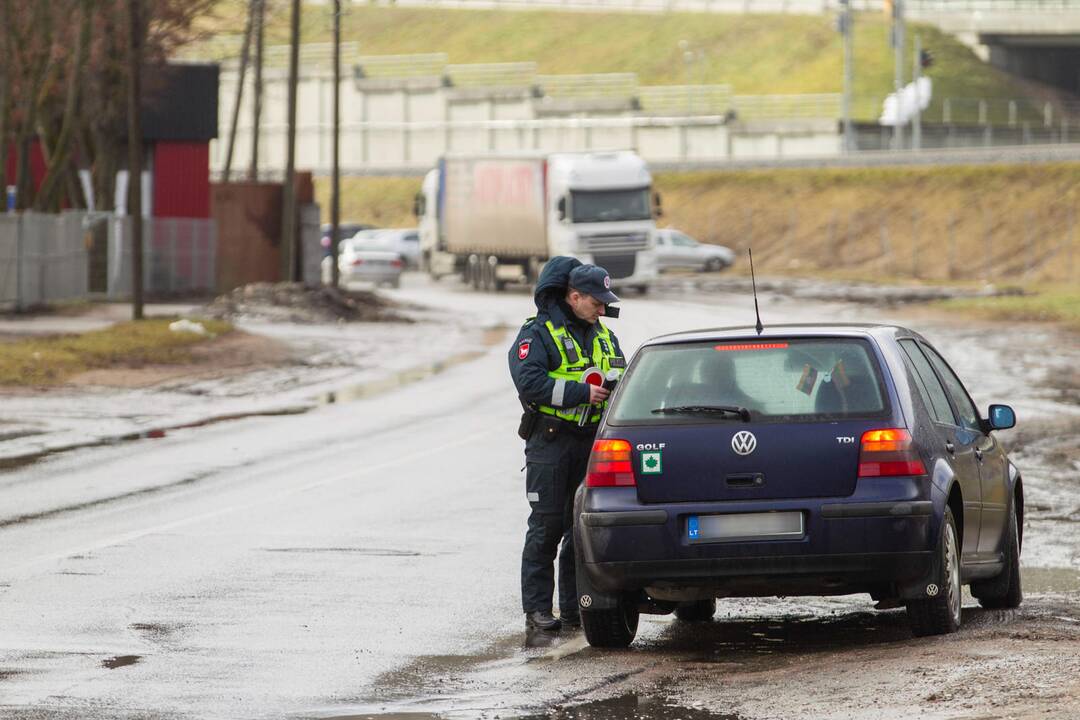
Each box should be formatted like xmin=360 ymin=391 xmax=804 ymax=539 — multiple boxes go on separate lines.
xmin=586 ymin=439 xmax=635 ymax=487
xmin=390 ymin=258 xmax=404 ymax=268
xmin=351 ymin=258 xmax=365 ymax=266
xmin=858 ymin=429 xmax=926 ymax=477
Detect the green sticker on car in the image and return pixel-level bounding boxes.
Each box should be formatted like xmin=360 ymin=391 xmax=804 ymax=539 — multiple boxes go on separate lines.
xmin=641 ymin=450 xmax=662 ymax=475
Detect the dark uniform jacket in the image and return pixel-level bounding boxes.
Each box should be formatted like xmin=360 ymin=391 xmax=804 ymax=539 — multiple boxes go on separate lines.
xmin=508 ymin=256 xmax=624 ymax=413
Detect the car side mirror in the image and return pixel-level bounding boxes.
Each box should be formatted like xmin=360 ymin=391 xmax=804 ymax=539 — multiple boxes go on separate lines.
xmin=987 ymin=404 xmax=1016 ymax=430
xmin=413 ymin=193 xmax=424 ymax=218
xmin=653 ymin=192 xmax=663 ymax=218
xmin=557 ymin=196 xmax=567 ymax=221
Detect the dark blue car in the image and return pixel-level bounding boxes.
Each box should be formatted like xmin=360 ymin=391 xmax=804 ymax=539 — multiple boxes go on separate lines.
xmin=574 ymin=324 xmax=1023 ymax=647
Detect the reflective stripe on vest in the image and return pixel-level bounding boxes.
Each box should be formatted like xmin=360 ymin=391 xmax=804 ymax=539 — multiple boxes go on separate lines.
xmin=536 ymin=319 xmax=620 ymax=425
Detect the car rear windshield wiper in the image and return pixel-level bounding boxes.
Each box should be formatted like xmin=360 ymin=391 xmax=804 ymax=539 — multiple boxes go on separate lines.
xmin=650 ymin=405 xmax=751 ymax=421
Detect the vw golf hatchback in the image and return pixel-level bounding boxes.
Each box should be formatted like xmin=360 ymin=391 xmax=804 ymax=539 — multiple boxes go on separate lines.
xmin=574 ymin=324 xmax=1023 ymax=647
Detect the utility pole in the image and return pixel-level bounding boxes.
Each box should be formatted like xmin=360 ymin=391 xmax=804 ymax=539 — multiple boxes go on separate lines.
xmin=281 ymin=0 xmax=301 ymax=282
xmin=839 ymin=0 xmax=854 ymax=152
xmin=126 ymin=0 xmax=144 ymax=320
xmin=912 ymin=33 xmax=922 ymax=151
xmin=222 ymin=1 xmax=255 ymax=183
xmin=331 ymin=0 xmax=342 ymax=289
xmin=891 ymin=0 xmax=906 ymax=151
xmin=249 ymin=0 xmax=265 ymax=181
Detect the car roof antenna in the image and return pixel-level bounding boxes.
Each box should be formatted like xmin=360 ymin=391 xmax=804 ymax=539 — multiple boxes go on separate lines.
xmin=749 ymin=248 xmax=764 ymax=336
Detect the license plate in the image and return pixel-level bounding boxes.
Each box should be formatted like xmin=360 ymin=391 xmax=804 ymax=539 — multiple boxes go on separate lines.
xmin=687 ymin=511 xmax=804 ymax=543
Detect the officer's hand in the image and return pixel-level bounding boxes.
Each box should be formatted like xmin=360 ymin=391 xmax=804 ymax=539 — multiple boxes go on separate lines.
xmin=589 ymin=385 xmax=611 ymax=404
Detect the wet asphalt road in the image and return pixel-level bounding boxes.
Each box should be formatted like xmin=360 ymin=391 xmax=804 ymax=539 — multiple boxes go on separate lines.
xmin=0 ymin=276 xmax=1078 ymax=719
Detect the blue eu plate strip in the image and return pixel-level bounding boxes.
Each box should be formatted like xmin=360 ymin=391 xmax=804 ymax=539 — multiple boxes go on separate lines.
xmin=688 ymin=515 xmax=699 ymax=540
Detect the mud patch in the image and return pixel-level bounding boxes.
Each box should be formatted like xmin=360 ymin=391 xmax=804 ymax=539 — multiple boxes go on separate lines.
xmin=101 ymin=655 xmax=141 ymax=670
xmin=130 ymin=622 xmax=185 ymax=643
xmin=67 ymin=330 xmax=295 ymax=389
xmin=200 ymin=283 xmax=410 ymax=324
xmin=516 ymin=693 xmax=743 ymax=720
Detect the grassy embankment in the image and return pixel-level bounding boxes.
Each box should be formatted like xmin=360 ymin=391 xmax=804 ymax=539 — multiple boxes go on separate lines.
xmin=321 ymin=164 xmax=1080 ymax=328
xmin=201 ymin=3 xmax=1038 ymax=122
xmin=0 ymin=318 xmax=232 ymax=386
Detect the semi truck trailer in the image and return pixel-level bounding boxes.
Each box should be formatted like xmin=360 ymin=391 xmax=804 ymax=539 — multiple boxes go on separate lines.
xmin=416 ymin=151 xmax=660 ymax=292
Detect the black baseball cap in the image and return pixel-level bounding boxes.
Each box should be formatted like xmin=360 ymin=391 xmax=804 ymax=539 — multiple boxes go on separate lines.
xmin=568 ymin=264 xmax=619 ymax=305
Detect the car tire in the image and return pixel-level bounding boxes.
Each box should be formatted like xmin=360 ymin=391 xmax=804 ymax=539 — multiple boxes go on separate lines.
xmin=906 ymin=507 xmax=962 ymax=637
xmin=972 ymin=499 xmax=1023 ymax=610
xmin=581 ymin=593 xmax=639 ymax=648
xmin=390 ymin=278 xmax=401 ymax=289
xmin=634 ymin=285 xmax=649 ymax=296
xmin=704 ymin=258 xmax=724 ymax=273
xmin=674 ymin=598 xmax=716 ymax=622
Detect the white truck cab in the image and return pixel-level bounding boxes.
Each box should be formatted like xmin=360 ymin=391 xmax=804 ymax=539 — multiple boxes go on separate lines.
xmin=546 ymin=151 xmax=658 ymax=292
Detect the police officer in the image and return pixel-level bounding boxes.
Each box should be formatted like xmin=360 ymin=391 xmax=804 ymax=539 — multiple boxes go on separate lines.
xmin=508 ymin=256 xmax=626 ymax=633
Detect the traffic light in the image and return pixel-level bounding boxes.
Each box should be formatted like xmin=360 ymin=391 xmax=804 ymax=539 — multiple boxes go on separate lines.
xmin=919 ymin=49 xmax=934 ymax=69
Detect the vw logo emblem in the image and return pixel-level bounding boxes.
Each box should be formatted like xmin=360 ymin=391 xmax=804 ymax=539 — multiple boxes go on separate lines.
xmin=731 ymin=431 xmax=757 ymax=455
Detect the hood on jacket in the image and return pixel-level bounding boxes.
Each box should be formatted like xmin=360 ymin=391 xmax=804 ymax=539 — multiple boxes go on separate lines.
xmin=533 ymin=256 xmax=582 ymax=314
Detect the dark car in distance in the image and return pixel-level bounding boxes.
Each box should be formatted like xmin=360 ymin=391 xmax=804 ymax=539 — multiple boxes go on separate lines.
xmin=574 ymin=324 xmax=1023 ymax=647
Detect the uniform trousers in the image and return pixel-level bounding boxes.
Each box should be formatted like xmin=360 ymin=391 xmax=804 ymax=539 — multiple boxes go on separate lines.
xmin=521 ymin=421 xmax=595 ymax=615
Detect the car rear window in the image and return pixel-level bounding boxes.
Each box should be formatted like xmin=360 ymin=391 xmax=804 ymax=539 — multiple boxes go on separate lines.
xmin=607 ymin=338 xmax=889 ymax=424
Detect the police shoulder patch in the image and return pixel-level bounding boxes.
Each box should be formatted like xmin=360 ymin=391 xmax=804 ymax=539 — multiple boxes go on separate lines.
xmin=518 ymin=340 xmax=531 ymax=360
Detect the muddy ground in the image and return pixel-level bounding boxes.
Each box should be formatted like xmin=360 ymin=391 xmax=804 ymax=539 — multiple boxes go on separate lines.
xmin=1 ymin=275 xmax=1077 ymax=720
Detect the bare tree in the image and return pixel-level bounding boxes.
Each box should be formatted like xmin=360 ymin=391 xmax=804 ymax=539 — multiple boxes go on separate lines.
xmin=35 ymin=0 xmax=91 ymax=211
xmin=0 ymin=0 xmax=219 ymax=214
xmin=221 ymin=0 xmax=255 ymax=184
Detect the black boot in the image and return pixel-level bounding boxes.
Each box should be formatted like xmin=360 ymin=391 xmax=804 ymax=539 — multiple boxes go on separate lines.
xmin=559 ymin=609 xmax=581 ymax=628
xmin=525 ymin=610 xmax=561 ymax=632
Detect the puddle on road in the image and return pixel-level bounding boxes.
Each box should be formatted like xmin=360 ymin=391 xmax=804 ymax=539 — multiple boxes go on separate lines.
xmin=325 ymin=693 xmax=742 ymax=720
xmin=101 ymin=655 xmax=141 ymax=670
xmin=316 ymin=325 xmax=509 ymax=406
xmin=316 ymin=351 xmax=484 ymax=405
xmin=514 ymin=693 xmax=742 ymax=720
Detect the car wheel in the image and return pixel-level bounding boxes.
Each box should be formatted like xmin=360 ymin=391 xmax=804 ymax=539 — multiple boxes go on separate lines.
xmin=674 ymin=598 xmax=716 ymax=622
xmin=390 ymin=278 xmax=401 ymax=289
xmin=581 ymin=593 xmax=639 ymax=648
xmin=703 ymin=258 xmax=724 ymax=273
xmin=634 ymin=284 xmax=649 ymax=296
xmin=906 ymin=506 xmax=962 ymax=637
xmin=972 ymin=498 xmax=1023 ymax=610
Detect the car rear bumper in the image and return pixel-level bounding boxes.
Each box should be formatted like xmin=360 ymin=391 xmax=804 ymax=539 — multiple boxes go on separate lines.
xmin=577 ymin=484 xmax=938 ymax=598
xmin=344 ymin=269 xmax=402 ymax=284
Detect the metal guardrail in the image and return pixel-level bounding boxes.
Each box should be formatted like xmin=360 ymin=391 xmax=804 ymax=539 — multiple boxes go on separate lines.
xmin=446 ymin=62 xmax=538 ymax=87
xmin=732 ymin=93 xmax=842 ymax=120
xmin=639 ymin=85 xmax=734 ymax=114
xmin=356 ymin=52 xmax=449 ymax=79
xmin=536 ymin=73 xmax=639 ymax=100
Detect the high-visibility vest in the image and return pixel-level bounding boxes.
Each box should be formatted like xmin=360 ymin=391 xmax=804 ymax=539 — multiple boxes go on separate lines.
xmin=533 ymin=318 xmax=622 ymax=425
